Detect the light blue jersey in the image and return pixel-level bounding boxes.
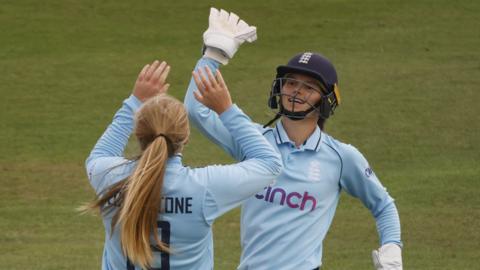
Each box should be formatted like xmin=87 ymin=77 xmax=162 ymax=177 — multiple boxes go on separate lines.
xmin=185 ymin=58 xmax=402 ymax=270
xmin=85 ymin=95 xmax=282 ymax=270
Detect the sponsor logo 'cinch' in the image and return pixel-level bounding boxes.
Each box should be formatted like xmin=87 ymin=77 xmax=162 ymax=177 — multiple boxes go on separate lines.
xmin=255 ymin=186 xmax=317 ymax=212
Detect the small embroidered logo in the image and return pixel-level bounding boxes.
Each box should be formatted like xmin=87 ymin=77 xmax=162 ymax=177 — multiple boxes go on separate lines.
xmin=308 ymin=160 xmax=321 ymax=181
xmin=299 ymin=52 xmax=313 ymax=64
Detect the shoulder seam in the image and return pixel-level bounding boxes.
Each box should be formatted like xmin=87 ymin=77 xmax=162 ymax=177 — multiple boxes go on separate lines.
xmin=322 ymin=141 xmax=343 ymax=184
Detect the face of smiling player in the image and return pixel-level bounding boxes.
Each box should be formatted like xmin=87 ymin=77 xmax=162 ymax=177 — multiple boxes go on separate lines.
xmin=280 ymin=73 xmax=324 ymax=114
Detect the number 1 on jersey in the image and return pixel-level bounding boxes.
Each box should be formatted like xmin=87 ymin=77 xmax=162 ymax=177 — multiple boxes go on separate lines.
xmin=127 ymin=220 xmax=171 ymax=270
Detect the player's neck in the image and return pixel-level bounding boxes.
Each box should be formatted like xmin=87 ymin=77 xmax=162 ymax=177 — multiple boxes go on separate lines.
xmin=281 ymin=116 xmax=318 ymax=148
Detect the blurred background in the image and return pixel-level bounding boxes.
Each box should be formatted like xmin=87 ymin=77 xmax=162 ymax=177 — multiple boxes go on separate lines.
xmin=1 ymin=0 xmax=479 ymax=269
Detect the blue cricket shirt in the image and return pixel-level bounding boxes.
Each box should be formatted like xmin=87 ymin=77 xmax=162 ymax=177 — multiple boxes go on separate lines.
xmin=185 ymin=57 xmax=402 ymax=270
xmin=86 ymin=95 xmax=282 ymax=269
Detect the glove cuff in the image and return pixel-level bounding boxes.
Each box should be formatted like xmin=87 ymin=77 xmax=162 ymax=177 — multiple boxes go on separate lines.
xmin=204 ymin=47 xmax=229 ymax=65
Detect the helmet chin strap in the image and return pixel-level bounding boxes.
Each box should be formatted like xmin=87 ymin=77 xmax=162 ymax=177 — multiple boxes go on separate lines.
xmin=280 ymin=92 xmax=319 ymax=120
xmin=280 ymin=106 xmax=316 ymax=121
xmin=264 ymin=92 xmax=323 ymax=127
xmin=279 ymin=91 xmax=316 ymax=120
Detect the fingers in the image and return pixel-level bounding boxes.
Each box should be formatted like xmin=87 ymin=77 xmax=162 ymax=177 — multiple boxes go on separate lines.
xmin=237 ymin=19 xmax=248 ymax=29
xmin=215 ymin=69 xmax=227 ymax=88
xmin=192 ymin=70 xmax=205 ymax=94
xmin=145 ymin=60 xmax=170 ymax=94
xmin=228 ymin=12 xmax=239 ymax=26
xmin=152 ymin=63 xmax=170 ymax=85
xmin=193 ymin=66 xmax=222 ymax=98
xmin=193 ymin=89 xmax=204 ymax=104
xmin=151 ymin=61 xmax=167 ymax=81
xmin=159 ymin=83 xmax=170 ymax=94
xmin=236 ymin=25 xmax=257 ymax=42
xmin=205 ymin=66 xmax=219 ymax=89
xmin=192 ymin=66 xmax=231 ymax=114
xmin=145 ymin=60 xmax=161 ymax=80
xmin=133 ymin=59 xmax=172 ymax=102
xmin=198 ymin=68 xmax=212 ymax=91
xmin=137 ymin=64 xmax=150 ymax=82
xmin=219 ymin=9 xmax=229 ymax=21
xmin=244 ymin=26 xmax=257 ymax=42
xmin=209 ymin=7 xmax=219 ymax=23
xmin=158 ymin=65 xmax=170 ymax=84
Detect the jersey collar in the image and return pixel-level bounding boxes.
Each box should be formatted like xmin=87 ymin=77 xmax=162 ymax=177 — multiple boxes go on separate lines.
xmin=274 ymin=120 xmax=322 ymax=152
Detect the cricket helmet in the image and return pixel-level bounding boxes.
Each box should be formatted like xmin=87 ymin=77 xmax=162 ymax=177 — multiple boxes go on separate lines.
xmin=267 ymin=52 xmax=341 ymax=122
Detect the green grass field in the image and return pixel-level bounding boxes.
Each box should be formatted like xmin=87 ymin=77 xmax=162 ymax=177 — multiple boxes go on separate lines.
xmin=1 ymin=0 xmax=479 ymax=269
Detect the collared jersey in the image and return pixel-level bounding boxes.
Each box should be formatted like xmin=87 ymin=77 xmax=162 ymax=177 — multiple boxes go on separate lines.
xmin=86 ymin=95 xmax=282 ymax=270
xmin=184 ymin=58 xmax=401 ymax=270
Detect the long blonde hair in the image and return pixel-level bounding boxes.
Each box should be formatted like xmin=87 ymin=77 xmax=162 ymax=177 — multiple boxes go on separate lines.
xmin=86 ymin=94 xmax=189 ymax=269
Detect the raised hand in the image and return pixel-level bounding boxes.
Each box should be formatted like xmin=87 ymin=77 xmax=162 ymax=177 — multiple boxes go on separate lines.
xmin=192 ymin=66 xmax=232 ymax=115
xmin=203 ymin=7 xmax=257 ymax=65
xmin=133 ymin=60 xmax=171 ymax=102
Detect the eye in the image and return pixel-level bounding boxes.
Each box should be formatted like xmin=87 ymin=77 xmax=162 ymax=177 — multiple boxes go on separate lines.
xmin=283 ymin=79 xmax=296 ymax=89
xmin=286 ymin=80 xmax=296 ymax=86
xmin=303 ymin=84 xmax=319 ymax=93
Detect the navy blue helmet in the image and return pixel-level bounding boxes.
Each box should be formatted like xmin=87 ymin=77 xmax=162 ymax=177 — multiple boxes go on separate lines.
xmin=267 ymin=52 xmax=341 ymax=123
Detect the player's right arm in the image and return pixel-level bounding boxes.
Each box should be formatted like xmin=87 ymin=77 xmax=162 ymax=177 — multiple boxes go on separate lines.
xmin=85 ymin=60 xmax=170 ymax=194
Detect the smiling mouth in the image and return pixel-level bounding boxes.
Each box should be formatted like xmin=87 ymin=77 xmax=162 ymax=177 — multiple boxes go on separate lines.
xmin=288 ymin=97 xmax=306 ymax=104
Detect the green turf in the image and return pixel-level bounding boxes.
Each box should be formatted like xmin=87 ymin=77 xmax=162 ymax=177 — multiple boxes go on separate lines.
xmin=1 ymin=0 xmax=479 ymax=269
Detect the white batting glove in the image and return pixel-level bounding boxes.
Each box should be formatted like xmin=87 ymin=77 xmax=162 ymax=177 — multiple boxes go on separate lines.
xmin=203 ymin=7 xmax=257 ymax=65
xmin=372 ymin=243 xmax=403 ymax=270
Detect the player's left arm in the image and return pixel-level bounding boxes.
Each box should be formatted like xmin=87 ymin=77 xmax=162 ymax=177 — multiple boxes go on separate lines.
xmin=184 ymin=58 xmax=245 ymax=161
xmin=339 ymin=144 xmax=402 ymax=270
xmin=184 ymin=8 xmax=258 ymax=162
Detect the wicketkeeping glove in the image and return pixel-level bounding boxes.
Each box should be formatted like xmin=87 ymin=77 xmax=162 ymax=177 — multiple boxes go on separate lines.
xmin=203 ymin=7 xmax=257 ymax=65
xmin=372 ymin=243 xmax=403 ymax=270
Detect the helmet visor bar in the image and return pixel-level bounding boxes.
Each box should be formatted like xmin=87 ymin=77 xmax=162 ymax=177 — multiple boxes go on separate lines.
xmin=273 ymin=78 xmax=322 ymax=115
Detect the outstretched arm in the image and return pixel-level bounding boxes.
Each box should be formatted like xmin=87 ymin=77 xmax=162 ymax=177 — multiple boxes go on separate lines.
xmin=184 ymin=8 xmax=258 ymax=161
xmin=190 ymin=62 xmax=282 ymax=223
xmin=185 ymin=59 xmax=246 ymax=161
xmin=85 ymin=60 xmax=170 ymax=194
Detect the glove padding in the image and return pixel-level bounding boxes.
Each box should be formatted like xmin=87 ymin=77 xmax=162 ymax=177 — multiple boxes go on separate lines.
xmin=372 ymin=243 xmax=403 ymax=270
xmin=203 ymin=7 xmax=257 ymax=63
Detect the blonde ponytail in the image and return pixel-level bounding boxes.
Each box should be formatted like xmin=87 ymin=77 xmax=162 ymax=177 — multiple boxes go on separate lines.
xmin=83 ymin=95 xmax=189 ymax=269
xmin=119 ymin=136 xmax=171 ymax=269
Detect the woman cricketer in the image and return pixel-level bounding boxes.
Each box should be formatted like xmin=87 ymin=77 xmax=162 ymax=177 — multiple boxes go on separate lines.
xmin=84 ymin=60 xmax=282 ymax=269
xmin=184 ymin=8 xmax=403 ymax=270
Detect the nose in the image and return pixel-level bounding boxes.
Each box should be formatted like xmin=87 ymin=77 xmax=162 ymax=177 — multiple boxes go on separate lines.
xmin=292 ymin=86 xmax=304 ymax=96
